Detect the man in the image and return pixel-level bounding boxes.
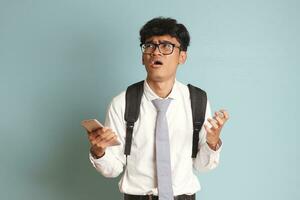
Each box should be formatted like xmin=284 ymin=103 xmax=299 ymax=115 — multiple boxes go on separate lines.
xmin=87 ymin=17 xmax=229 ymax=200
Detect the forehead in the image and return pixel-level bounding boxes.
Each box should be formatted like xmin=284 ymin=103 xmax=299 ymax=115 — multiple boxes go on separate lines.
xmin=145 ymin=35 xmax=179 ymax=44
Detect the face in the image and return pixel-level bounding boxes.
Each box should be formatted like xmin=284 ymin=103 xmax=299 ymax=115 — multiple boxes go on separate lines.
xmin=142 ymin=35 xmax=187 ymax=83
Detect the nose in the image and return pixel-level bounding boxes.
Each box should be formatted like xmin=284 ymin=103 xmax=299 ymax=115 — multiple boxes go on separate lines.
xmin=151 ymin=45 xmax=162 ymax=56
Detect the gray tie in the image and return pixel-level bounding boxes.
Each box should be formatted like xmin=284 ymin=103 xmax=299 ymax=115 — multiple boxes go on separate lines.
xmin=152 ymin=98 xmax=173 ymax=200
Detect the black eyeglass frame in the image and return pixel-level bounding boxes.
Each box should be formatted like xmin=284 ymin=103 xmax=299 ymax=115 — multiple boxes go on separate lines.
xmin=140 ymin=42 xmax=181 ymax=55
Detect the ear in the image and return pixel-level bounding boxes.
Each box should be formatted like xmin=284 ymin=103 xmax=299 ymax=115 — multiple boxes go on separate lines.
xmin=142 ymin=55 xmax=145 ymax=65
xmin=179 ymin=51 xmax=187 ymax=64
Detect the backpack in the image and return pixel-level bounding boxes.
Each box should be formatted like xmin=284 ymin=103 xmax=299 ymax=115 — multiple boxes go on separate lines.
xmin=124 ymin=80 xmax=207 ymax=159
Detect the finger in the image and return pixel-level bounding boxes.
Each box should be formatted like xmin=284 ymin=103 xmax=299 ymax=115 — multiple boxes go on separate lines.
xmin=99 ymin=128 xmax=114 ymax=137
xmin=86 ymin=129 xmax=96 ymax=136
xmin=91 ymin=126 xmax=108 ymax=136
xmin=102 ymin=133 xmax=116 ymax=143
xmin=94 ymin=141 xmax=104 ymax=149
xmin=220 ymin=109 xmax=229 ymax=119
xmin=88 ymin=131 xmax=102 ymax=144
xmin=93 ymin=127 xmax=110 ymax=136
xmin=88 ymin=132 xmax=99 ymax=142
xmin=99 ymin=135 xmax=117 ymax=147
xmin=98 ymin=132 xmax=118 ymax=147
xmin=90 ymin=136 xmax=99 ymax=146
xmin=214 ymin=116 xmax=224 ymax=126
xmin=107 ymin=135 xmax=120 ymax=146
xmin=207 ymin=118 xmax=219 ymax=129
xmin=214 ymin=111 xmax=224 ymax=119
xmin=94 ymin=134 xmax=110 ymax=148
xmin=91 ymin=130 xmax=108 ymax=144
xmin=204 ymin=124 xmax=212 ymax=134
xmin=99 ymin=131 xmax=116 ymax=141
xmin=205 ymin=124 xmax=217 ymax=140
xmin=102 ymin=127 xmax=110 ymax=132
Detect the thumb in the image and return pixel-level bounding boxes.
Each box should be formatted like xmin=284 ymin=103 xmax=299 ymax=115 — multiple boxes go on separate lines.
xmin=102 ymin=126 xmax=110 ymax=132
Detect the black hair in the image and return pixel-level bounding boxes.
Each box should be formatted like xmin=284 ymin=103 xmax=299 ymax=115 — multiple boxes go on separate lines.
xmin=139 ymin=17 xmax=190 ymax=51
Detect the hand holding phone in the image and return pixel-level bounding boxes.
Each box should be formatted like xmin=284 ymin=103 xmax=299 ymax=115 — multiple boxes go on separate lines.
xmin=81 ymin=119 xmax=121 ymax=149
xmin=81 ymin=119 xmax=104 ymax=132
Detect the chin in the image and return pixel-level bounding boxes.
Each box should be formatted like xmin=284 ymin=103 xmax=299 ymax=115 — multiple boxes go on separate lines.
xmin=147 ymin=74 xmax=165 ymax=82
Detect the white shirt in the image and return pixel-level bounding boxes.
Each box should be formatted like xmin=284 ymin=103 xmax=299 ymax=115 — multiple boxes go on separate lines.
xmin=89 ymin=80 xmax=221 ymax=196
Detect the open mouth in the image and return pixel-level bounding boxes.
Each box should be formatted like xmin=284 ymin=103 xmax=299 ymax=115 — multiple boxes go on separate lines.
xmin=152 ymin=60 xmax=163 ymax=65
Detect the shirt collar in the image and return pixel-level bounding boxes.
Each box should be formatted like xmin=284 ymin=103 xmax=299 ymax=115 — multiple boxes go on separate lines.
xmin=143 ymin=79 xmax=179 ymax=101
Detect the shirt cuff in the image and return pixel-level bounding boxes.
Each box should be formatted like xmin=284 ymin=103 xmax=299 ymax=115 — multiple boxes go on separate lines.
xmin=89 ymin=151 xmax=110 ymax=168
xmin=203 ymin=139 xmax=222 ymax=154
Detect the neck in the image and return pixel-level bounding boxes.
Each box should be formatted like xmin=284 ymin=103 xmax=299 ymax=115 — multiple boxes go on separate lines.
xmin=146 ymin=77 xmax=175 ymax=98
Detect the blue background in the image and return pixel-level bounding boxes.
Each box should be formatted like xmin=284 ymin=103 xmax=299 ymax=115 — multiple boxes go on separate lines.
xmin=0 ymin=0 xmax=299 ymax=200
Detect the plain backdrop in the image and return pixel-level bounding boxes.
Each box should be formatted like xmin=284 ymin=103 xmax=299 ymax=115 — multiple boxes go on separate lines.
xmin=0 ymin=0 xmax=299 ymax=200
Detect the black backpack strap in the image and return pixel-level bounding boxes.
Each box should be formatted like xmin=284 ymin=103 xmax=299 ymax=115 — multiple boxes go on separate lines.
xmin=124 ymin=81 xmax=144 ymax=157
xmin=187 ymin=84 xmax=207 ymax=158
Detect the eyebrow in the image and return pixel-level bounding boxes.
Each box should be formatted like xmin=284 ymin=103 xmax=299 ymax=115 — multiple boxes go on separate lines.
xmin=145 ymin=40 xmax=173 ymax=44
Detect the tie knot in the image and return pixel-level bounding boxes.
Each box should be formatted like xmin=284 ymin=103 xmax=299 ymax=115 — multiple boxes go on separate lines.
xmin=152 ymin=98 xmax=172 ymax=113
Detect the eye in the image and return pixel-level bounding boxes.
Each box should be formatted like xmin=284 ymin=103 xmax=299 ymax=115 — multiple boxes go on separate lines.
xmin=144 ymin=43 xmax=155 ymax=49
xmin=161 ymin=43 xmax=173 ymax=50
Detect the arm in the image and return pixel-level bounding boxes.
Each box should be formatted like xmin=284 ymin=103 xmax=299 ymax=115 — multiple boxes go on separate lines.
xmin=193 ymin=100 xmax=229 ymax=172
xmin=89 ymin=95 xmax=126 ymax=178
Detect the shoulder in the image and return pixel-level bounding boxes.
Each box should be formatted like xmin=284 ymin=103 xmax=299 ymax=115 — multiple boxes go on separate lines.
xmin=108 ymin=90 xmax=126 ymax=114
xmin=178 ymin=81 xmax=207 ymax=95
xmin=111 ymin=90 xmax=126 ymax=105
xmin=175 ymin=80 xmax=190 ymax=95
xmin=175 ymin=80 xmax=207 ymax=98
xmin=109 ymin=80 xmax=144 ymax=109
xmin=175 ymin=80 xmax=209 ymax=104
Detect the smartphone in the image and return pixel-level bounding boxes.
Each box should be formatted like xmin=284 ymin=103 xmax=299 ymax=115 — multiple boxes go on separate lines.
xmin=81 ymin=119 xmax=104 ymax=132
xmin=81 ymin=119 xmax=121 ymax=145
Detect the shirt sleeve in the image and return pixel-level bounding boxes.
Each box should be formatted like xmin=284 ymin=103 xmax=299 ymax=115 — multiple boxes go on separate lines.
xmin=89 ymin=94 xmax=126 ymax=178
xmin=193 ymin=100 xmax=222 ymax=172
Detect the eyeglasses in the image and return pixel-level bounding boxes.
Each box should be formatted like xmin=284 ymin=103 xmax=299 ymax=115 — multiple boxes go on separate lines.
xmin=140 ymin=42 xmax=181 ymax=55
